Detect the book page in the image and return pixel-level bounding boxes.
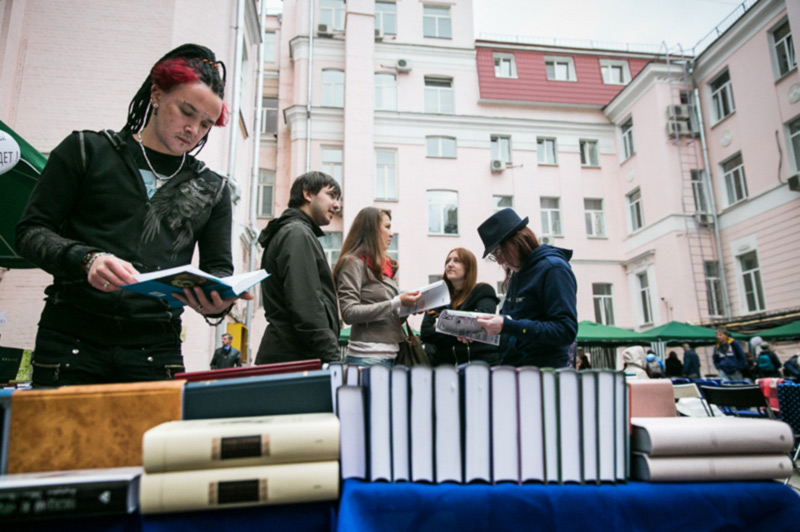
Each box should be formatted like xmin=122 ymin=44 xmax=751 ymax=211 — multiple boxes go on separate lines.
xmin=435 ymin=309 xmax=500 ymax=346
xmin=398 ymin=280 xmax=450 ymax=317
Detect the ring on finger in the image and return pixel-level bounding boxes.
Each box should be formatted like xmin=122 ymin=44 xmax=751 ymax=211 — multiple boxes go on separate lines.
xmin=103 ymin=281 xmax=110 ymax=290
xmin=197 ymin=305 xmax=204 ymax=312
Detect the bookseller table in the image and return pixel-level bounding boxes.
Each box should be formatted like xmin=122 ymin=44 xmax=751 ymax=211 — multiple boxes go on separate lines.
xmin=338 ymin=479 xmax=800 ymax=532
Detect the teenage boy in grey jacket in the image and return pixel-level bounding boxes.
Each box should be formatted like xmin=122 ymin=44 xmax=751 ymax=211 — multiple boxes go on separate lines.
xmin=255 ymin=172 xmax=342 ymax=364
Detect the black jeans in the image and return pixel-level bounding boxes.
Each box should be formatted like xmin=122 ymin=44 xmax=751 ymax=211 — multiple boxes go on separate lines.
xmin=31 ymin=327 xmax=184 ymax=386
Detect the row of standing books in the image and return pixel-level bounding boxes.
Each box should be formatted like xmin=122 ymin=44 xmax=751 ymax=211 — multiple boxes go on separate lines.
xmin=334 ymin=362 xmax=630 ymax=485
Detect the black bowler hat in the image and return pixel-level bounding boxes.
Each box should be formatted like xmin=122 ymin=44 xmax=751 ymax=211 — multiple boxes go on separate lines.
xmin=477 ymin=208 xmax=529 ymax=258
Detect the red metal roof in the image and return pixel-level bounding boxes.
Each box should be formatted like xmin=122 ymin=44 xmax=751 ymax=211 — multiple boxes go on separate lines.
xmin=477 ymin=47 xmax=651 ymax=106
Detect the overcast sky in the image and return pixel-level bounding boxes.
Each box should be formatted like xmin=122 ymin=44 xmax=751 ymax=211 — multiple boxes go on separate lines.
xmin=473 ymin=0 xmax=742 ymax=52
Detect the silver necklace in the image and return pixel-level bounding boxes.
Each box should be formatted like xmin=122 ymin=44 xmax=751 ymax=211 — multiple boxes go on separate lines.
xmin=136 ymin=131 xmax=186 ymax=182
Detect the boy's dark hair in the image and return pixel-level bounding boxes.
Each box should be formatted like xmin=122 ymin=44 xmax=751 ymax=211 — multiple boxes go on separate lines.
xmin=288 ymin=171 xmax=342 ymax=208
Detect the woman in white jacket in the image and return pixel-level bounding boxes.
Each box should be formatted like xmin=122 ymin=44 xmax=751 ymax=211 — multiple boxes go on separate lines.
xmin=622 ymin=345 xmax=650 ymax=379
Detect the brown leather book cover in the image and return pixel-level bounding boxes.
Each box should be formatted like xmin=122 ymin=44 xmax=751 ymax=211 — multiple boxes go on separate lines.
xmin=174 ymin=359 xmax=322 ymax=383
xmin=6 ymin=380 xmax=185 ymax=474
xmin=627 ymin=379 xmax=677 ymax=418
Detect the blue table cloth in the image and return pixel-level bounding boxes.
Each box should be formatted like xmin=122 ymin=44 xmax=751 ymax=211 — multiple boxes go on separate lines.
xmin=338 ymin=479 xmax=800 ymax=531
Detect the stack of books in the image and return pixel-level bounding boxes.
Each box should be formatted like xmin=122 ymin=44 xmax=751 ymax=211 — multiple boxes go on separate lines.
xmin=334 ymin=363 xmax=629 ymax=485
xmin=630 ymin=416 xmax=794 ymax=482
xmin=139 ymin=413 xmax=341 ymax=513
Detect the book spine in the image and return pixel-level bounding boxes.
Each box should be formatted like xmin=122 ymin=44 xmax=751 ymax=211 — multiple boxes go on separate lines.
xmin=0 ymin=480 xmax=136 ymax=521
xmin=632 ymin=453 xmax=793 ymax=482
xmin=139 ymin=461 xmax=339 ymax=514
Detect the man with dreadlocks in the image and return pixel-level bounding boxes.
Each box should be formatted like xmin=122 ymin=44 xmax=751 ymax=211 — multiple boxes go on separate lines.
xmin=16 ymin=44 xmax=251 ymax=386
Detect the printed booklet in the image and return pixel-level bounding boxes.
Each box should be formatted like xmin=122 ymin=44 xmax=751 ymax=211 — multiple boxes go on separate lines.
xmin=435 ymin=309 xmax=500 ymax=346
xmin=122 ymin=265 xmax=269 ymax=308
xmin=398 ymin=280 xmax=450 ymax=317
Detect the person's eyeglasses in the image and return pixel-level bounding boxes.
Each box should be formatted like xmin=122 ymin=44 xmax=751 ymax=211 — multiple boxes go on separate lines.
xmin=487 ymin=245 xmax=503 ymax=262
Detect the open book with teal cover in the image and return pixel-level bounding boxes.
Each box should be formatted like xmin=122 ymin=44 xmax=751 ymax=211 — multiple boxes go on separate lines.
xmin=121 ymin=265 xmax=269 ymax=308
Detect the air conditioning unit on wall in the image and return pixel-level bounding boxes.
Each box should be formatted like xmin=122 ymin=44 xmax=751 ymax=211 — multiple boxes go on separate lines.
xmin=788 ymin=173 xmax=800 ymax=191
xmin=317 ymin=24 xmax=332 ymax=37
xmin=540 ymin=235 xmax=552 ymax=245
xmin=490 ymin=159 xmax=505 ymax=173
xmin=695 ymin=213 xmax=714 ymax=226
xmin=375 ymin=28 xmax=384 ymax=41
xmin=396 ymin=58 xmax=411 ymax=73
xmin=666 ymin=104 xmax=691 ymax=120
xmin=666 ymin=121 xmax=692 ymax=137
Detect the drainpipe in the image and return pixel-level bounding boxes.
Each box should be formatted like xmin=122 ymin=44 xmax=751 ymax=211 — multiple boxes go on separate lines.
xmin=306 ymin=0 xmax=315 ymax=171
xmin=245 ymin=0 xmax=268 ymax=365
xmin=690 ymin=60 xmax=731 ymax=318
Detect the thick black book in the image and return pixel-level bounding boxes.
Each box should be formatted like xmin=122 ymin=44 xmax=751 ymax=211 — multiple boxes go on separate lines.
xmin=0 ymin=466 xmax=141 ymax=522
xmin=182 ymin=369 xmax=334 ymax=420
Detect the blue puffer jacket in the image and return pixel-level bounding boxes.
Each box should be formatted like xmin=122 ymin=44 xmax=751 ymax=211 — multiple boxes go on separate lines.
xmin=500 ymin=244 xmax=578 ymax=368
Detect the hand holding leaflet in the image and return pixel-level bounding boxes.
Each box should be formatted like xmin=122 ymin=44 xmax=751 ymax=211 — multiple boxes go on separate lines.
xmin=435 ymin=309 xmax=501 ymax=346
xmin=397 ymin=280 xmax=450 ymax=317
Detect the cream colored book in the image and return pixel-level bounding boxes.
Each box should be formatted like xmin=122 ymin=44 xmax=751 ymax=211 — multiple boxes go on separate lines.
xmin=139 ymin=461 xmax=339 ymax=514
xmin=142 ymin=413 xmax=339 ymax=473
xmin=631 ymin=453 xmax=792 ymax=482
xmin=631 ymin=417 xmax=794 ymax=457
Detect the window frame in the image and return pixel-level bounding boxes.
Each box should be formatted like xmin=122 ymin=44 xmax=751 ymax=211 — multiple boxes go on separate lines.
xmin=375 ymin=148 xmax=398 ymax=201
xmin=537 ymin=137 xmax=558 ymax=165
xmin=691 ymin=169 xmax=710 ymax=213
xmin=493 ymin=195 xmax=513 ymax=212
xmin=257 ymin=169 xmax=275 ymax=219
xmin=319 ymin=231 xmax=343 ymax=268
xmin=319 ymin=0 xmax=346 ymax=31
xmin=321 ymin=146 xmax=343 ymax=187
xmin=621 ymin=117 xmax=635 ymax=160
xmin=493 ymin=53 xmax=517 ymax=78
xmin=788 ymin=116 xmax=800 ymax=173
xmin=627 ymin=188 xmax=644 ymax=233
xmin=263 ymin=31 xmax=277 ymax=64
xmin=721 ymin=153 xmax=748 ymax=206
xmin=375 ymin=1 xmax=397 ymax=35
xmin=375 ymin=72 xmax=397 ymax=111
xmin=426 ymin=136 xmax=457 ymax=158
xmin=260 ymin=97 xmax=278 ymax=135
xmin=540 ymin=196 xmax=562 ymax=237
xmin=491 ymin=135 xmax=512 ymax=164
xmin=637 ymin=272 xmax=653 ymax=325
xmin=424 ymin=77 xmax=454 ymax=114
xmin=592 ymin=283 xmax=615 ymax=326
xmin=422 ymin=4 xmax=452 ymax=39
xmin=738 ymin=250 xmax=766 ymax=313
xmin=770 ymin=19 xmax=796 ymax=79
xmin=544 ymin=55 xmax=577 ymax=82
xmin=321 ymin=69 xmax=345 ymax=108
xmin=704 ymin=261 xmax=724 ymax=317
xmin=427 ymin=189 xmax=459 ymax=236
xmin=584 ymin=198 xmax=605 ymax=238
xmin=710 ymin=69 xmax=735 ymax=124
xmin=599 ymin=59 xmax=631 ymax=85
xmin=580 ymin=139 xmax=599 ymax=167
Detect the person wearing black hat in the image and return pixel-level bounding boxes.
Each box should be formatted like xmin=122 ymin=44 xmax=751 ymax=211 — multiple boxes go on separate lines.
xmin=475 ymin=208 xmax=577 ymax=368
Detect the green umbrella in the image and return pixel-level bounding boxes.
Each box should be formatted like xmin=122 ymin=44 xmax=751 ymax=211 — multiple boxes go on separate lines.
xmin=640 ymin=320 xmax=746 ymax=346
xmin=576 ymin=320 xmax=652 ymax=346
xmin=755 ymin=320 xmax=800 ymax=342
xmin=0 ymin=120 xmax=46 ymax=269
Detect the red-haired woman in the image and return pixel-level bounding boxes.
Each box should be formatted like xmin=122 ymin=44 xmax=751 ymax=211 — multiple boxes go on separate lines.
xmin=420 ymin=248 xmax=500 ymax=365
xmin=17 ymin=44 xmax=251 ymax=386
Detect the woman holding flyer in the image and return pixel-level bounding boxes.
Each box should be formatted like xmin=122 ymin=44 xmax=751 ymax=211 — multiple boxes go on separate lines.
xmin=475 ymin=208 xmax=577 ymax=368
xmin=420 ymin=248 xmax=500 ymax=365
xmin=333 ymin=207 xmax=421 ymax=367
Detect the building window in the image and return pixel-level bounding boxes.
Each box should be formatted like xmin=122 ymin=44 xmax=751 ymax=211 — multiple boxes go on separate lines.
xmin=257 ymin=170 xmax=275 ymax=218
xmin=493 ymin=195 xmax=513 ymax=212
xmin=319 ymin=232 xmax=343 ymax=268
xmin=375 ymin=149 xmax=397 ymax=200
xmin=375 ymin=73 xmax=397 ymax=111
xmin=493 ymin=53 xmax=517 ymax=78
xmin=772 ymin=20 xmax=796 ymax=77
xmin=375 ymin=1 xmax=397 ymax=35
xmin=593 ymin=283 xmax=615 ymax=325
xmin=260 ymin=97 xmax=278 ymax=135
xmin=264 ymin=32 xmax=277 ymax=63
xmin=580 ymin=139 xmax=599 ymax=167
xmin=427 ymin=190 xmax=458 ymax=235
xmin=621 ymin=117 xmax=635 ymax=160
xmin=600 ymin=59 xmax=630 ymax=85
xmin=704 ymin=261 xmax=724 ymax=317
xmin=584 ymin=198 xmax=605 ymax=237
xmin=537 ymin=137 xmax=557 ymax=165
xmin=322 ymin=147 xmax=343 ymax=186
xmin=322 ymin=70 xmax=344 ymax=108
xmin=789 ymin=117 xmax=800 ymax=172
xmin=387 ymin=234 xmax=399 ymax=261
xmin=721 ymin=153 xmax=747 ymax=205
xmin=428 ymin=274 xmax=441 ymax=284
xmin=540 ymin=197 xmax=562 ymax=237
xmin=739 ymin=251 xmax=765 ymax=313
xmin=491 ymin=135 xmax=512 ymax=164
xmin=319 ymin=0 xmax=345 ymax=31
xmin=627 ymin=188 xmax=644 ymax=232
xmin=424 ymin=77 xmax=454 ymax=114
xmin=544 ymin=56 xmax=576 ymax=81
xmin=710 ymin=70 xmax=735 ymax=123
xmin=690 ymin=169 xmax=710 ymax=213
xmin=638 ymin=272 xmax=653 ymax=325
xmin=423 ymin=5 xmax=452 ymax=39
xmin=426 ymin=136 xmax=456 ymax=158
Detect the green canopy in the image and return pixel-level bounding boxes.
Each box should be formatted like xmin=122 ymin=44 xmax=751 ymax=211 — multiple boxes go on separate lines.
xmin=576 ymin=320 xmax=651 ymax=346
xmin=755 ymin=320 xmax=800 ymax=342
xmin=639 ymin=320 xmax=746 ymax=346
xmin=0 ymin=120 xmax=46 ymax=268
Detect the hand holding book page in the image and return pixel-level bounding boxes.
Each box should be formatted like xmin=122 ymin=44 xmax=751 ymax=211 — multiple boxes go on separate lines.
xmin=435 ymin=309 xmax=501 ymax=346
xmin=121 ymin=265 xmax=267 ymax=309
xmin=397 ymin=280 xmax=450 ymax=317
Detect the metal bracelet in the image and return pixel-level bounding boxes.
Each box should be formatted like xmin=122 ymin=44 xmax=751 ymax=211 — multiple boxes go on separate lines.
xmin=83 ymin=252 xmax=114 ymax=275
